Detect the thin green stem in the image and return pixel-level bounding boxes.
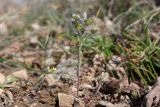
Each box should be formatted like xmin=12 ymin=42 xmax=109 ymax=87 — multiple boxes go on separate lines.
xmin=77 ymin=36 xmax=83 ymax=98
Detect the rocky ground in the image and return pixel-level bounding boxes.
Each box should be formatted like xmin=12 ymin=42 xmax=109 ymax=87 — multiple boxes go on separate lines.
xmin=0 ymin=0 xmax=160 ymax=107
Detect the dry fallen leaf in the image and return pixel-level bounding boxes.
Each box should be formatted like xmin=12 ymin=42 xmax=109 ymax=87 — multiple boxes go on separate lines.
xmin=100 ymin=76 xmax=130 ymax=94
xmin=0 ymin=41 xmax=22 ymax=56
xmin=128 ymin=82 xmax=140 ymax=91
xmin=144 ymin=77 xmax=160 ymax=107
xmin=119 ymin=76 xmax=129 ymax=89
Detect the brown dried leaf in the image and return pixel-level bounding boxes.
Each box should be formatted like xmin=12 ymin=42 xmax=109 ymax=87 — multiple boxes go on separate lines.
xmin=128 ymin=82 xmax=140 ymax=91
xmin=119 ymin=76 xmax=129 ymax=89
xmin=144 ymin=77 xmax=160 ymax=107
xmin=0 ymin=41 xmax=22 ymax=56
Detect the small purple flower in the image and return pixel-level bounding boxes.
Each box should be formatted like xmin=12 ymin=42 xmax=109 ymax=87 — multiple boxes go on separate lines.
xmin=71 ymin=13 xmax=94 ymax=36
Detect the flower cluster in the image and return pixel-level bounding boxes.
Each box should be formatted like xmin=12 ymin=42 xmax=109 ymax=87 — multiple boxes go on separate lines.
xmin=71 ymin=12 xmax=94 ymax=36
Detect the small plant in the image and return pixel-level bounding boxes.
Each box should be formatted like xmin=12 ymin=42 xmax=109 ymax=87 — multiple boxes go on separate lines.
xmin=37 ymin=32 xmax=50 ymax=67
xmin=119 ymin=9 xmax=160 ymax=85
xmin=33 ymin=66 xmax=56 ymax=90
xmin=82 ymin=35 xmax=114 ymax=59
xmin=71 ymin=12 xmax=95 ymax=97
xmin=36 ymin=30 xmax=57 ymax=90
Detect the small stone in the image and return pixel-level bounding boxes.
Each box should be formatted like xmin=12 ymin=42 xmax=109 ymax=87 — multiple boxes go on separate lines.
xmin=58 ymin=93 xmax=85 ymax=107
xmin=0 ymin=22 xmax=8 ymax=34
xmin=112 ymin=55 xmax=121 ymax=64
xmin=105 ymin=17 xmax=113 ymax=27
xmin=30 ymin=103 xmax=38 ymax=107
xmin=64 ymin=46 xmax=70 ymax=52
xmin=100 ymin=72 xmax=109 ymax=82
xmin=148 ymin=86 xmax=152 ymax=90
xmin=108 ymin=61 xmax=117 ymax=69
xmin=45 ymin=74 xmax=57 ymax=86
xmin=30 ymin=36 xmax=38 ymax=45
xmin=31 ymin=23 xmax=40 ymax=30
xmin=125 ymin=95 xmax=130 ymax=100
xmin=44 ymin=58 xmax=56 ymax=66
xmin=96 ymin=101 xmax=129 ymax=107
xmin=0 ymin=73 xmax=5 ymax=84
xmin=12 ymin=69 xmax=28 ymax=81
xmin=96 ymin=101 xmax=114 ymax=107
xmin=80 ymin=83 xmax=94 ymax=90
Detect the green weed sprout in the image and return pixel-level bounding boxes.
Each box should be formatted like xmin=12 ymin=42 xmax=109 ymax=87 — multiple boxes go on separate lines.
xmin=71 ymin=12 xmax=95 ymax=98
